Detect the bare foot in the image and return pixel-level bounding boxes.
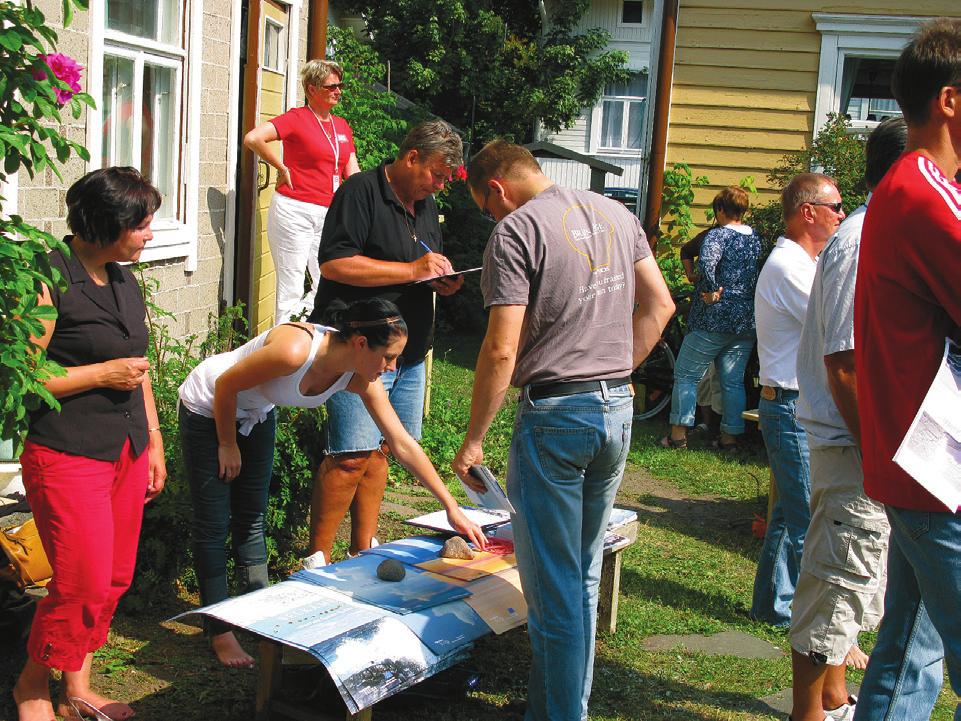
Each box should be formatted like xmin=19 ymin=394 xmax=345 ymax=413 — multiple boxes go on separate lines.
xmin=13 ymin=676 xmax=56 ymax=721
xmin=210 ymin=631 xmax=255 ymax=669
xmin=845 ymin=645 xmax=869 ymax=670
xmin=58 ymin=691 xmax=135 ymax=721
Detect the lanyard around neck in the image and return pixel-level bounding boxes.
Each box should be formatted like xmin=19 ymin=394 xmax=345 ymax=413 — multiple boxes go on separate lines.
xmin=316 ymin=113 xmax=340 ymax=174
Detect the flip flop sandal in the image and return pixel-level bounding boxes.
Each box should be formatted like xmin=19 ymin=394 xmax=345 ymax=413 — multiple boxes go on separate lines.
xmin=67 ymin=698 xmax=116 ymax=721
xmin=658 ymin=435 xmax=688 ymax=449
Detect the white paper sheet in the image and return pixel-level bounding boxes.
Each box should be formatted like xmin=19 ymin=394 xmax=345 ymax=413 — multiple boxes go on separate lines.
xmin=894 ymin=338 xmax=961 ymax=512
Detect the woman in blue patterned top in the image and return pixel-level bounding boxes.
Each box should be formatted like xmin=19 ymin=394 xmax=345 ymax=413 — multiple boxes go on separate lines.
xmin=661 ymin=186 xmax=762 ymax=450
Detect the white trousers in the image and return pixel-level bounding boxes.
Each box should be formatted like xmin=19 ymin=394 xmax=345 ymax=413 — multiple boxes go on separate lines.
xmin=266 ymin=192 xmax=329 ymax=323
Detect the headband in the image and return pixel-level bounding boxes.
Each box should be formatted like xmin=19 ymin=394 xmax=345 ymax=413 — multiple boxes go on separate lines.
xmin=346 ymin=316 xmax=402 ymax=328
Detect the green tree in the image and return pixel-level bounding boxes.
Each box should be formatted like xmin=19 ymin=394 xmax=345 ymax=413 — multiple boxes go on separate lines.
xmin=747 ymin=113 xmax=868 ymax=243
xmin=327 ymin=24 xmax=410 ymax=168
xmin=339 ymin=0 xmax=628 ymax=145
xmin=0 ymin=0 xmax=94 ymax=448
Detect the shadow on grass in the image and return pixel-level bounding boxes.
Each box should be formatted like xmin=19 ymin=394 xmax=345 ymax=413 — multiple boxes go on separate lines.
xmin=589 ymin=653 xmax=778 ymax=721
xmin=619 ymin=565 xmax=750 ymax=628
xmin=618 ymin=492 xmax=762 ymax=562
xmin=1 ymin=594 xmax=776 ymax=721
xmin=433 ymin=332 xmax=484 ymax=372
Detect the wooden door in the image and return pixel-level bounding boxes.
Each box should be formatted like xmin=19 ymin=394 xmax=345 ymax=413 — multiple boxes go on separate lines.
xmin=250 ymin=0 xmax=293 ymax=334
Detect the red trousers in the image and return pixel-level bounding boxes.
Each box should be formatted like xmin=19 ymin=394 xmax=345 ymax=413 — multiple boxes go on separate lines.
xmin=20 ymin=438 xmax=148 ymax=671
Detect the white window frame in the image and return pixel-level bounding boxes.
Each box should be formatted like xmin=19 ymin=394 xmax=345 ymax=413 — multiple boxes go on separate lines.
xmin=617 ymin=0 xmax=647 ymax=30
xmin=589 ymin=70 xmax=648 ymax=157
xmin=275 ymin=0 xmax=303 ymax=112
xmin=85 ymin=0 xmax=203 ymax=269
xmin=263 ymin=17 xmax=286 ymax=75
xmin=812 ymin=13 xmax=928 ymax=137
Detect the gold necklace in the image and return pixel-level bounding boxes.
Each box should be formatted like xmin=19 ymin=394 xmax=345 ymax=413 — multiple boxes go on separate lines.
xmin=384 ymin=167 xmax=418 ymax=243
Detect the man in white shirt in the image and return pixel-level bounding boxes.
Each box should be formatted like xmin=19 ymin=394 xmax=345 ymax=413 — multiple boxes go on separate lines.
xmin=750 ymin=172 xmax=845 ymax=627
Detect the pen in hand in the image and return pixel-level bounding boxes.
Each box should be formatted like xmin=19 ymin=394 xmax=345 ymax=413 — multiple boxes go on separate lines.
xmin=417 ymin=238 xmax=434 ymax=255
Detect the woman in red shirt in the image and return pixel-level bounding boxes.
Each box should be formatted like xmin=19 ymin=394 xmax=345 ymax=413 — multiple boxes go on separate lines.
xmin=244 ymin=59 xmax=360 ymax=324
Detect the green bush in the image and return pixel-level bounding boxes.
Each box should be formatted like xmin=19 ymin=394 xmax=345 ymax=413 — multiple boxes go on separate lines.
xmin=746 ymin=113 xmax=868 ymax=244
xmin=327 ymin=24 xmax=410 ymax=169
xmin=655 ymin=163 xmax=709 ymax=294
xmin=0 ymin=0 xmax=94 ymax=447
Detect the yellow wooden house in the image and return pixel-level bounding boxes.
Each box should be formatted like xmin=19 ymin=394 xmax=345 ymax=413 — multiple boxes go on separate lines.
xmin=538 ymin=0 xmax=960 ymax=226
xmin=668 ymin=0 xmax=960 ymax=217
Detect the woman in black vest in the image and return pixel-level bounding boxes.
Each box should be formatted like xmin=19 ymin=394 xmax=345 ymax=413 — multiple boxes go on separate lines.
xmin=13 ymin=168 xmax=165 ymax=721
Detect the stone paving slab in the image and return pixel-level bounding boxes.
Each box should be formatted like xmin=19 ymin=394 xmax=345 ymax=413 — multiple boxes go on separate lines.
xmin=640 ymin=630 xmax=784 ymax=659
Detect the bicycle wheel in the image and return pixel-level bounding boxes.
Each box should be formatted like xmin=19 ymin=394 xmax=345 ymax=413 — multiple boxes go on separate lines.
xmin=631 ymin=339 xmax=676 ymax=421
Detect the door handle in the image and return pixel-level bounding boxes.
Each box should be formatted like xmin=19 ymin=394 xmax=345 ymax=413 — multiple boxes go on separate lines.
xmin=257 ymin=160 xmax=271 ymax=192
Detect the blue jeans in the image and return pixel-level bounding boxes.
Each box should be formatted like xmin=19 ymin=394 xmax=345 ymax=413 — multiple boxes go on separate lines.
xmin=325 ymin=359 xmax=425 ymax=453
xmin=507 ymin=382 xmax=633 ymax=721
xmin=854 ymin=505 xmax=958 ymax=721
xmin=669 ymin=328 xmax=755 ymax=435
xmin=179 ymin=405 xmax=275 ymax=634
xmin=751 ymin=389 xmax=810 ymax=626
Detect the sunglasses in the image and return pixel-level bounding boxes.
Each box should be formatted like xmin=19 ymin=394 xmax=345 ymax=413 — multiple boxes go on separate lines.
xmin=321 ymin=82 xmax=344 ymax=91
xmin=808 ymin=201 xmax=843 ymax=213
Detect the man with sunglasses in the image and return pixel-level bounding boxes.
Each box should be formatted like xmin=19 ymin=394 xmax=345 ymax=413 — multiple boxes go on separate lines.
xmin=788 ymin=118 xmax=908 ymax=721
xmin=852 ymin=19 xmax=961 ymax=720
xmin=751 ymin=173 xmax=845 ymax=628
xmin=452 ymin=140 xmax=674 ymax=721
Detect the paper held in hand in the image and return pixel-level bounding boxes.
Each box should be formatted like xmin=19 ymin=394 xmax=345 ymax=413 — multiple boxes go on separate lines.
xmin=894 ymin=338 xmax=961 ymax=512
xmin=461 ymin=465 xmax=516 ymax=514
xmin=412 ymin=266 xmax=482 ymax=284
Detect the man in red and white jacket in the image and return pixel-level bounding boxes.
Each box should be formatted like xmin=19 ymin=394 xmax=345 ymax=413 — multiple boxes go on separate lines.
xmin=852 ymin=18 xmax=961 ymax=720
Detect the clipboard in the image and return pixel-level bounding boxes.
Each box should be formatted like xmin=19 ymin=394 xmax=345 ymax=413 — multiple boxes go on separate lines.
xmin=404 ymin=507 xmax=511 ymax=534
xmin=412 ymin=267 xmax=483 ymax=284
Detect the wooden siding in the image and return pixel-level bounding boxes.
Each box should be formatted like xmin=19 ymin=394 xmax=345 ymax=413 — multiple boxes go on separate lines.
xmin=577 ymin=0 xmax=655 ymax=43
xmin=549 ymin=114 xmax=591 ymax=154
xmin=666 ymin=0 xmax=958 ymax=226
xmin=540 ymin=156 xmax=646 ymax=193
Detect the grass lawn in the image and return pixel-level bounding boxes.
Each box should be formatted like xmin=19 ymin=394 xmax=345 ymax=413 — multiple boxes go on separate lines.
xmin=1 ymin=332 xmax=958 ymax=720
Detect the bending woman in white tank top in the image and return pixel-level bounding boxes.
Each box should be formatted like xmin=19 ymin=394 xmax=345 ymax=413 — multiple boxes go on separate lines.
xmin=177 ymin=298 xmax=486 ymax=669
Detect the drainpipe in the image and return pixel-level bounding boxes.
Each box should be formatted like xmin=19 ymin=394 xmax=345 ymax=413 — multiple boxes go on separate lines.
xmin=643 ymin=0 xmax=679 ymax=250
xmin=307 ymin=0 xmax=329 ymax=59
xmin=234 ymin=1 xmax=263 ymax=321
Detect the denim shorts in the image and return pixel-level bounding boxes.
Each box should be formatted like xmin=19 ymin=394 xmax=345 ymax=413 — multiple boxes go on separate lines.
xmin=324 ymin=359 xmax=426 ymax=454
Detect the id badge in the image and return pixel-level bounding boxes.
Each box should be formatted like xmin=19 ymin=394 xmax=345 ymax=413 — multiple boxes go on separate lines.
xmin=332 ymin=174 xmax=340 ymax=193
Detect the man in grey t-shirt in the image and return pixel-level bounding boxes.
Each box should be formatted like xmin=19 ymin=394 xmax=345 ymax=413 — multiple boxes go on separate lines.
xmin=452 ymin=141 xmax=674 ymax=721
xmin=789 ymin=118 xmax=906 ymax=721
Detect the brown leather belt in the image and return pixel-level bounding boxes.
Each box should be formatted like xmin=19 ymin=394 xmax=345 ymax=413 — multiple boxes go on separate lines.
xmin=761 ymin=385 xmax=797 ymax=401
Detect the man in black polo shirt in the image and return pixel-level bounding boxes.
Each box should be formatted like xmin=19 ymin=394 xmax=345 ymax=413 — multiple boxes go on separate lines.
xmin=306 ymin=119 xmax=464 ymax=564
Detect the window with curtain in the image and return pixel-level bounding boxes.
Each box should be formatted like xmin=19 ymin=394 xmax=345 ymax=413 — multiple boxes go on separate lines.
xmin=840 ymin=57 xmax=902 ymax=126
xmin=599 ymin=73 xmax=648 ymax=151
xmin=102 ymin=0 xmax=184 ymax=221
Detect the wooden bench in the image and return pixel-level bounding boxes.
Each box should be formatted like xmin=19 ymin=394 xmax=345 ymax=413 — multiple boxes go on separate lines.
xmin=255 ymin=516 xmax=640 ymax=720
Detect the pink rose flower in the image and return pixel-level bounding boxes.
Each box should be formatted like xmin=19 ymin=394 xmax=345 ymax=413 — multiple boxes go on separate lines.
xmin=32 ymin=53 xmax=83 ymax=104
xmin=454 ymin=165 xmax=468 ymax=182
